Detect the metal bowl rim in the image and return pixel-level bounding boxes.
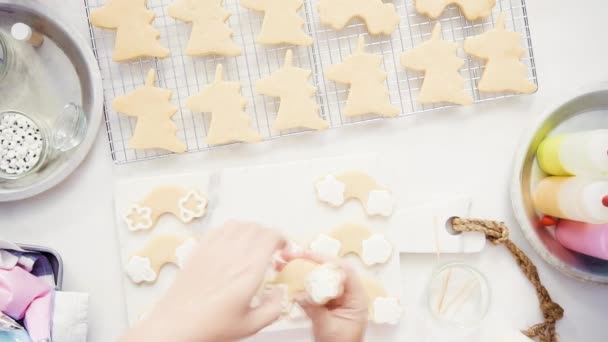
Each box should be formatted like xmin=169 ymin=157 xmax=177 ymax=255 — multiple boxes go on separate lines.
xmin=510 ymin=83 xmax=608 ymax=284
xmin=0 ymin=0 xmax=103 ymax=201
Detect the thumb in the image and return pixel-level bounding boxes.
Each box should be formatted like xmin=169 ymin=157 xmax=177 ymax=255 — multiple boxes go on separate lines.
xmin=294 ymin=292 xmax=326 ymax=322
xmin=243 ymin=288 xmax=285 ymax=335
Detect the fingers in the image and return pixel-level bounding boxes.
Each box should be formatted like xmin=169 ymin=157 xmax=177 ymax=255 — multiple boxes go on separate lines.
xmin=294 ymin=292 xmax=326 ymax=322
xmin=243 ymin=287 xmax=285 ymax=335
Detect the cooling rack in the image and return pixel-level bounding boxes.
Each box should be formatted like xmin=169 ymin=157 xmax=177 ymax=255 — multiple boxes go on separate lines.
xmin=84 ymin=0 xmax=536 ymax=164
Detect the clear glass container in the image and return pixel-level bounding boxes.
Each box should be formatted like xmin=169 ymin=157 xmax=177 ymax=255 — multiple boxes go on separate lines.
xmin=0 ymin=30 xmax=13 ymax=82
xmin=424 ymin=262 xmax=491 ymax=341
xmin=0 ymin=105 xmax=86 ymax=181
xmin=0 ymin=110 xmax=50 ymax=180
xmin=0 ymin=29 xmax=28 ymax=108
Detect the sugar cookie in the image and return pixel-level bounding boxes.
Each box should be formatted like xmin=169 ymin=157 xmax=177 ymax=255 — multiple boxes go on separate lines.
xmin=318 ymin=0 xmax=400 ymax=35
xmin=268 ymin=259 xmax=345 ymax=305
xmin=310 ymin=224 xmax=393 ymax=266
xmin=361 ymin=277 xmax=402 ymax=324
xmin=315 ymin=171 xmax=395 ymax=217
xmin=464 ymin=14 xmax=537 ymax=94
xmin=123 ymin=185 xmax=207 ymax=231
xmin=256 ymin=50 xmax=328 ymax=131
xmin=113 ymin=69 xmax=187 ymax=153
xmin=401 ymin=23 xmax=473 ymax=105
xmin=414 ymin=0 xmax=496 ymax=21
xmin=326 ymin=36 xmax=399 ymax=118
xmin=89 ymin=0 xmax=169 ymax=62
xmin=187 ymin=64 xmax=261 ymax=145
xmin=125 ymin=235 xmax=197 ymax=284
xmin=241 ymin=0 xmax=313 ymax=46
xmin=169 ymin=0 xmax=241 ymax=56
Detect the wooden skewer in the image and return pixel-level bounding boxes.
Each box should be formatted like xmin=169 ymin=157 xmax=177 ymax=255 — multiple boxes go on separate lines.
xmin=436 ymin=268 xmax=452 ymax=313
xmin=440 ymin=277 xmax=478 ymax=316
xmin=433 ymin=215 xmax=441 ymax=262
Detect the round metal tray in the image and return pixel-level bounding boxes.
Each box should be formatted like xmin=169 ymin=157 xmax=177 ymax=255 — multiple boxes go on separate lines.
xmin=511 ymin=86 xmax=608 ymax=283
xmin=0 ymin=0 xmax=103 ymax=201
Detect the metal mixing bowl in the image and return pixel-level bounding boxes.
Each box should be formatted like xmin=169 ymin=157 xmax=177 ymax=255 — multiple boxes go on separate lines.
xmin=0 ymin=0 xmax=103 ymax=201
xmin=511 ymin=85 xmax=608 ymax=283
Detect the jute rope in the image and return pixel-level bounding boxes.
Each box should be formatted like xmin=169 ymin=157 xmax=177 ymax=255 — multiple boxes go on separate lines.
xmin=451 ymin=218 xmax=564 ymax=342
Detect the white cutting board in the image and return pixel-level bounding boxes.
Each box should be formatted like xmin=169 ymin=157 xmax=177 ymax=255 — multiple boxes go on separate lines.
xmin=113 ymin=155 xmax=485 ymax=331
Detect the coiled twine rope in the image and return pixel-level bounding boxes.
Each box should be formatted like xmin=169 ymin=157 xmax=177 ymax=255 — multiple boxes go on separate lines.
xmin=451 ymin=218 xmax=564 ymax=342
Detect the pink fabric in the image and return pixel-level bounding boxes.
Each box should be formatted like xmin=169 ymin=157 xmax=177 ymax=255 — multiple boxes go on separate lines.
xmin=0 ymin=267 xmax=52 ymax=341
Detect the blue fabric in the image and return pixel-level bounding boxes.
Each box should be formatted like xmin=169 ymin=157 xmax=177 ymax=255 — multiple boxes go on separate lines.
xmin=0 ymin=330 xmax=31 ymax=342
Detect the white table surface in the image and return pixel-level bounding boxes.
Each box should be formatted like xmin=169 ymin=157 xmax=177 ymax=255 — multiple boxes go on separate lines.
xmin=2 ymin=0 xmax=608 ymax=341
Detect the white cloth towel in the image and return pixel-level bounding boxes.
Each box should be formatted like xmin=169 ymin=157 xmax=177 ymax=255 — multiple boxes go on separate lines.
xmin=52 ymin=292 xmax=89 ymax=342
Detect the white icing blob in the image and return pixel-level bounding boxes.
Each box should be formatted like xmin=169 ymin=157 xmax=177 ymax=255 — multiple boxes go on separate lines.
xmin=124 ymin=205 xmax=153 ymax=231
xmin=366 ymin=190 xmax=394 ymax=216
xmin=305 ymin=263 xmax=344 ymax=305
xmin=373 ymin=297 xmax=402 ymax=324
xmin=309 ymin=234 xmax=341 ymax=257
xmin=125 ymin=256 xmax=156 ymax=284
xmin=315 ymin=175 xmax=346 ymax=206
xmin=175 ymin=238 xmax=197 ymax=268
xmin=178 ymin=191 xmax=208 ymax=222
xmin=361 ymin=234 xmax=393 ymax=266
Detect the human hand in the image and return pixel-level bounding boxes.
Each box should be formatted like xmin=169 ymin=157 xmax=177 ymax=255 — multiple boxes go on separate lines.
xmin=283 ymin=251 xmax=369 ymax=342
xmin=121 ymin=221 xmax=286 ymax=342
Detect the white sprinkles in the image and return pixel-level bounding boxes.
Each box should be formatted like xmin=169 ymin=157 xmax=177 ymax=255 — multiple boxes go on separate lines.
xmin=0 ymin=113 xmax=43 ymax=176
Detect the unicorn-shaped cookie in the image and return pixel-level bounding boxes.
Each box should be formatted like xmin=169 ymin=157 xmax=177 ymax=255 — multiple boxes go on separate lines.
xmin=169 ymin=0 xmax=241 ymax=56
xmin=241 ymin=0 xmax=313 ymax=45
xmin=186 ymin=64 xmax=261 ymax=145
xmin=464 ymin=14 xmax=537 ymax=94
xmin=113 ymin=69 xmax=187 ymax=153
xmin=256 ymin=50 xmax=328 ymax=131
xmin=401 ymin=23 xmax=473 ymax=105
xmin=89 ymin=0 xmax=169 ymax=61
xmin=414 ymin=0 xmax=496 ymax=21
xmin=326 ymin=36 xmax=399 ymax=118
xmin=318 ymin=0 xmax=400 ymax=35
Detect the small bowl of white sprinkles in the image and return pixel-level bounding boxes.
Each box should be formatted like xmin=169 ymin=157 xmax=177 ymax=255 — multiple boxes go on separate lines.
xmin=0 ymin=111 xmax=48 ymax=179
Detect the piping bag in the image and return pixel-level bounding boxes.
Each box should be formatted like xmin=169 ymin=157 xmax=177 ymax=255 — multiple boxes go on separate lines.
xmin=0 ymin=267 xmax=52 ymax=342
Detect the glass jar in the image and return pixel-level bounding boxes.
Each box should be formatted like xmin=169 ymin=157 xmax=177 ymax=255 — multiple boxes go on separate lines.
xmin=0 ymin=30 xmax=14 ymax=82
xmin=424 ymin=262 xmax=491 ymax=341
xmin=0 ymin=110 xmax=50 ymax=180
xmin=0 ymin=105 xmax=87 ymax=181
xmin=0 ymin=29 xmax=27 ymax=107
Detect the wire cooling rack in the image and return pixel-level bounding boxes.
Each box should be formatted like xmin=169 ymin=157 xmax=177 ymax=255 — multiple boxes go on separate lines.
xmin=84 ymin=0 xmax=536 ymax=164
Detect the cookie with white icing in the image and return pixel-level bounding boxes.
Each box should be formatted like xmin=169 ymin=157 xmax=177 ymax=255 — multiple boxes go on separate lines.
xmin=124 ymin=185 xmax=208 ymax=231
xmin=125 ymin=235 xmax=197 ymax=284
xmin=361 ymin=277 xmax=402 ymax=324
xmin=309 ymin=224 xmax=393 ymax=266
xmin=267 ymin=259 xmax=345 ymax=305
xmin=315 ymin=171 xmax=395 ymax=217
